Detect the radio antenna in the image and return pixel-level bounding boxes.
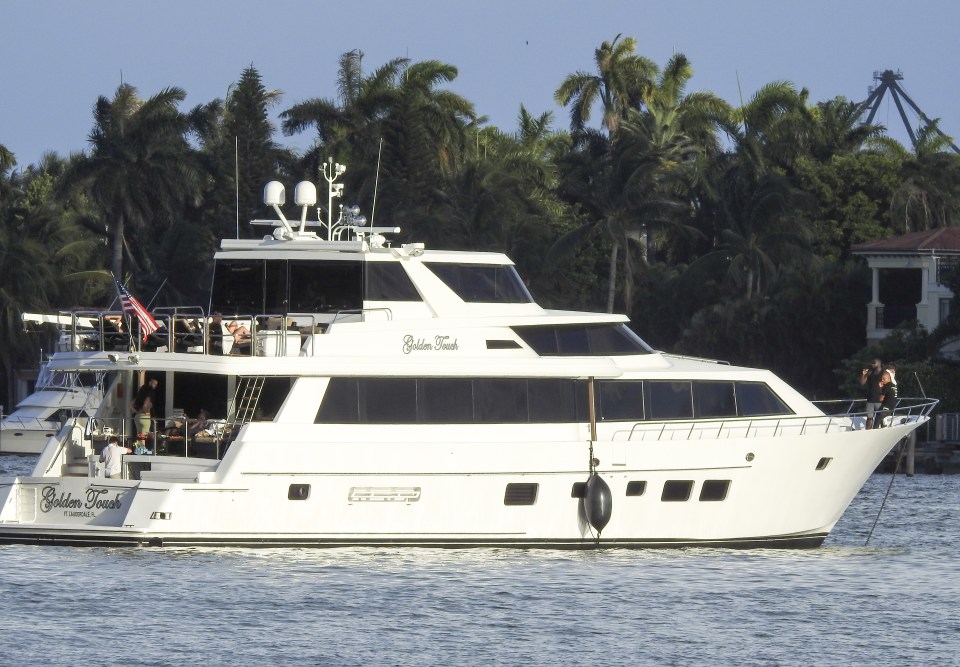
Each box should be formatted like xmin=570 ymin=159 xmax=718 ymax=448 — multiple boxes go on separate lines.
xmin=370 ymin=138 xmax=383 ymax=226
xmin=914 ymin=371 xmax=927 ymax=398
xmin=235 ymin=136 xmax=240 ymax=239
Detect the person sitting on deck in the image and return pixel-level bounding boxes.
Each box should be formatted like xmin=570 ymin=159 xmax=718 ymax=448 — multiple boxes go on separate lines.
xmin=226 ymin=320 xmax=252 ymax=354
xmin=165 ymin=409 xmax=210 ymax=439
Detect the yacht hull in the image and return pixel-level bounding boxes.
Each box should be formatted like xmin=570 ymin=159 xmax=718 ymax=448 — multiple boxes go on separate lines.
xmin=0 ymin=419 xmax=917 ymax=549
xmin=0 ymin=430 xmax=56 ymax=455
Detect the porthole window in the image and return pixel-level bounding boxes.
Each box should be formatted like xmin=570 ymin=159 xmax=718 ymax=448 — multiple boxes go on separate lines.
xmin=661 ymin=480 xmax=694 ymax=502
xmin=625 ymin=481 xmax=647 ymax=497
xmin=288 ymin=484 xmax=311 ymax=500
xmin=699 ymin=480 xmax=730 ymax=502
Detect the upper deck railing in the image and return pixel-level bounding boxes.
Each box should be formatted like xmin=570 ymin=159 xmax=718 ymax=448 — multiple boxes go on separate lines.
xmin=52 ymin=309 xmax=386 ymax=358
xmin=615 ymin=397 xmax=938 ymax=442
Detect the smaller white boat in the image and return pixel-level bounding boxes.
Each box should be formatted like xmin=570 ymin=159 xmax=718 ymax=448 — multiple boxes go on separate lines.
xmin=2 ymin=314 xmax=108 ymax=455
xmin=1 ymin=363 xmax=106 ymax=455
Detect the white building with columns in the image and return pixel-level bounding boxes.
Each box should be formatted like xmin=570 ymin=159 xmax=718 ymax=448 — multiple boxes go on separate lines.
xmin=851 ymin=228 xmax=960 ymax=349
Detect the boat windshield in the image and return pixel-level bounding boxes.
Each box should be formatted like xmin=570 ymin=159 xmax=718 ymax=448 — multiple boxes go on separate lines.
xmin=423 ymin=263 xmax=534 ymax=303
xmin=512 ymin=323 xmax=654 ymax=356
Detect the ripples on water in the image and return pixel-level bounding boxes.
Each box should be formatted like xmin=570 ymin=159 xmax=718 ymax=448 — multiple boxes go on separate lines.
xmin=0 ymin=455 xmax=957 ymax=666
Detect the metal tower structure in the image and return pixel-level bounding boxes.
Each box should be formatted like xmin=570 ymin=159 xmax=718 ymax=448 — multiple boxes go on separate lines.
xmin=858 ymin=69 xmax=959 ymax=153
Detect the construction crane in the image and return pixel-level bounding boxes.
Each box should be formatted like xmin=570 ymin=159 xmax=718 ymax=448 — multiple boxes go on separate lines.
xmin=858 ymin=69 xmax=960 ymax=154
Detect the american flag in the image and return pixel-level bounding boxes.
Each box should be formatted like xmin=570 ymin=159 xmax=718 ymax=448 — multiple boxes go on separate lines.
xmin=115 ymin=279 xmax=160 ymax=341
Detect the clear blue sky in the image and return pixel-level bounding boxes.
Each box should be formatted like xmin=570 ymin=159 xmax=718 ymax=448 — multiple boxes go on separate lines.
xmin=3 ymin=0 xmax=958 ymax=168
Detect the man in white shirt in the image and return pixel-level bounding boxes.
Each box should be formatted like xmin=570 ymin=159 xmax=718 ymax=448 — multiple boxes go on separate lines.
xmin=99 ymin=436 xmax=132 ymax=479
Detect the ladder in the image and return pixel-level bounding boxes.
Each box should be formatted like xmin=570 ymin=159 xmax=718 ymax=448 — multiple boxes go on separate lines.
xmin=225 ymin=376 xmax=265 ymax=441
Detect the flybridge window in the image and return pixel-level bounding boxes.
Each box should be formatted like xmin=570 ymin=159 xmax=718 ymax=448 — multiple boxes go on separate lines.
xmin=210 ymin=259 xmax=420 ymax=315
xmin=512 ymin=324 xmax=653 ymax=356
xmin=364 ymin=262 xmax=422 ymax=301
xmin=424 ymin=263 xmax=533 ymax=303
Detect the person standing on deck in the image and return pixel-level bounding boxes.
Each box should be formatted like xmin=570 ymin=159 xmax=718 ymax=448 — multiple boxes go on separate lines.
xmin=859 ymin=358 xmax=883 ymax=429
xmin=876 ymin=368 xmax=899 ymax=428
xmin=100 ymin=436 xmax=132 ymax=479
xmin=132 ymin=377 xmax=158 ymax=447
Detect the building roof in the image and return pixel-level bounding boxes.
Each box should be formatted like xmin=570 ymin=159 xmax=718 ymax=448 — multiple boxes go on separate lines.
xmin=851 ymin=227 xmax=960 ymax=254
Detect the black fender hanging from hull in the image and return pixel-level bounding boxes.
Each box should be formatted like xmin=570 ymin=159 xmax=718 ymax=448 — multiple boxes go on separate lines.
xmin=583 ymin=473 xmax=612 ymax=535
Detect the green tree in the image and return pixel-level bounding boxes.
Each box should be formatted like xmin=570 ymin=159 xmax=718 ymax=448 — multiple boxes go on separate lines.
xmin=689 ymin=81 xmax=814 ymax=299
xmin=0 ymin=153 xmax=103 ymax=404
xmin=794 ymin=151 xmax=900 ymax=260
xmin=61 ymin=83 xmax=202 ymax=289
xmin=554 ymin=34 xmax=656 ymax=135
xmin=281 ymin=51 xmax=475 ymax=241
xmin=553 ymin=36 xmax=657 ymax=314
xmin=874 ymin=122 xmax=960 ymax=232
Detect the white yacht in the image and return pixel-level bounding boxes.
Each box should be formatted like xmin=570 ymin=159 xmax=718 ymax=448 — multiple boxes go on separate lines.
xmin=0 ymin=163 xmax=937 ymax=548
xmin=0 ymin=360 xmax=107 ymax=455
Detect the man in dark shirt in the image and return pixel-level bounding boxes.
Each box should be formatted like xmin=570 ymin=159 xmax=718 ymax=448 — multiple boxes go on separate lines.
xmin=876 ymin=369 xmax=899 ymax=428
xmin=859 ymin=358 xmax=883 ymax=429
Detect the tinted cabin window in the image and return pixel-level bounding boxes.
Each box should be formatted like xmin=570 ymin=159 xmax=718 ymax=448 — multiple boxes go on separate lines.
xmin=647 ymin=381 xmax=694 ymax=420
xmin=424 ymin=263 xmax=533 ymax=303
xmin=598 ymin=381 xmax=645 ymax=421
xmin=512 ymin=326 xmax=557 ymax=354
xmin=289 ymin=260 xmax=363 ymax=313
xmin=362 ymin=378 xmax=417 ymax=424
xmin=475 ymin=378 xmax=528 ymax=423
xmin=212 ymin=259 xmax=365 ymax=315
xmin=316 ymin=378 xmax=360 ymax=423
xmin=317 ymin=378 xmax=588 ymax=424
xmin=365 ymin=262 xmax=422 ymax=301
xmin=528 ymin=379 xmax=579 ymax=423
xmin=265 ymin=259 xmax=287 ymax=313
xmin=512 ymin=324 xmax=652 ymax=356
xmin=257 ymin=377 xmax=295 ymax=420
xmin=588 ymin=324 xmax=652 ymax=354
xmin=418 ymin=378 xmax=473 ymax=423
xmin=210 ymin=260 xmax=263 ymax=314
xmin=694 ymin=382 xmax=737 ymax=418
xmin=736 ymin=382 xmax=792 ymax=417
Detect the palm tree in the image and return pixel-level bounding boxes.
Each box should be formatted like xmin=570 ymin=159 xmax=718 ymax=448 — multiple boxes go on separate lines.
xmin=805 ymin=97 xmax=882 ymax=161
xmin=281 ymin=51 xmax=475 ymax=233
xmin=619 ymin=53 xmax=730 ymax=260
xmin=61 ymin=83 xmax=202 ymax=286
xmin=874 ymin=121 xmax=960 ymax=231
xmin=0 ymin=155 xmax=102 ymax=403
xmin=435 ymin=108 xmax=567 ymax=258
xmin=0 ymin=144 xmax=14 ymax=173
xmin=684 ymin=81 xmax=815 ymax=299
xmin=280 ymin=50 xmax=409 ymax=183
xmin=554 ymin=34 xmax=656 ymax=135
xmin=553 ymin=46 xmax=724 ymax=314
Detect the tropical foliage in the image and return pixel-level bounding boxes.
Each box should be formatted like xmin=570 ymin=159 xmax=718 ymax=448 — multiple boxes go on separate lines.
xmin=3 ymin=44 xmax=960 ymax=409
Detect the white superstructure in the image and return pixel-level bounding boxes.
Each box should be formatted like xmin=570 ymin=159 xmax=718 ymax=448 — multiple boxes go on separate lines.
xmin=0 ymin=163 xmax=937 ymax=548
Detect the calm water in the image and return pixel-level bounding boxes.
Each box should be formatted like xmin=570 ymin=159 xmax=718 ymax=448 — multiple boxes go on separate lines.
xmin=0 ymin=455 xmax=957 ymax=667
